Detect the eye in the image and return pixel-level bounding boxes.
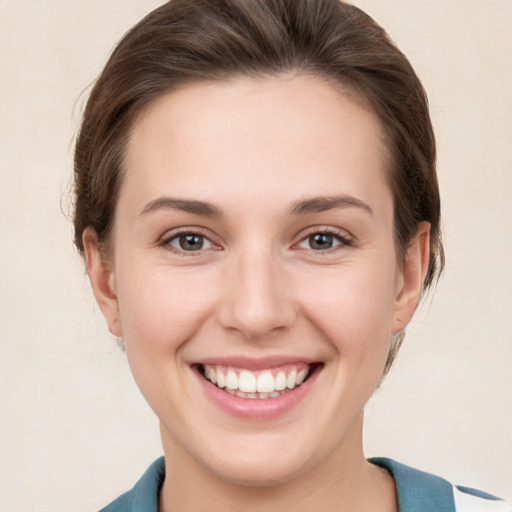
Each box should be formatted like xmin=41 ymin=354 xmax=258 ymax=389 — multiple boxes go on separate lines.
xmin=165 ymin=232 xmax=215 ymax=252
xmin=297 ymin=231 xmax=352 ymax=251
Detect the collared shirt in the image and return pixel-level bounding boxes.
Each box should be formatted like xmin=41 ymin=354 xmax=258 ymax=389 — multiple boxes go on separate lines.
xmin=99 ymin=457 xmax=511 ymax=512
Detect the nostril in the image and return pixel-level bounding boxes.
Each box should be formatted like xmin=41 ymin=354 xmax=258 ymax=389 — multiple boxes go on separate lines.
xmin=216 ymin=298 xmax=297 ymax=341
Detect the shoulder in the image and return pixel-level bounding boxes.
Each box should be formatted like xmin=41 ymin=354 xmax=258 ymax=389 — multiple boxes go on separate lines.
xmin=370 ymin=457 xmax=511 ymax=512
xmin=98 ymin=457 xmax=165 ymax=512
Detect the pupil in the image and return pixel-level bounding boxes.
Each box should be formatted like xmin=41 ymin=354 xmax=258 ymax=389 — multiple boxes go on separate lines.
xmin=310 ymin=233 xmax=333 ymax=250
xmin=180 ymin=234 xmax=203 ymax=250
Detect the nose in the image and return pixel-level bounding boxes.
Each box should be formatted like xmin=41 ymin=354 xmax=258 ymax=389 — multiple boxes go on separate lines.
xmin=216 ymin=249 xmax=297 ymax=341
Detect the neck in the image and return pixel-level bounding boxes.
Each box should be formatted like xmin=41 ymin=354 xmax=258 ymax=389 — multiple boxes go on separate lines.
xmin=158 ymin=415 xmax=397 ymax=512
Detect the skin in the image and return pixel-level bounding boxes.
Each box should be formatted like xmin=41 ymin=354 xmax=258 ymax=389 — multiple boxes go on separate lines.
xmin=84 ymin=75 xmax=430 ymax=511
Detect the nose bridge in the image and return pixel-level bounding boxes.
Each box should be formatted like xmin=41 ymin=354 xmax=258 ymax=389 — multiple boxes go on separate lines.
xmin=218 ymin=244 xmax=295 ymax=339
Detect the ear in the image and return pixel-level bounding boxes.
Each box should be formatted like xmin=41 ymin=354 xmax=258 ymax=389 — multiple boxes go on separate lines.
xmin=83 ymin=228 xmax=123 ymax=337
xmin=392 ymin=222 xmax=431 ymax=335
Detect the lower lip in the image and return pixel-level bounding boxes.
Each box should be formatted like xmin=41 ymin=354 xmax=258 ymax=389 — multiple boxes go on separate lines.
xmin=194 ymin=366 xmax=321 ymax=420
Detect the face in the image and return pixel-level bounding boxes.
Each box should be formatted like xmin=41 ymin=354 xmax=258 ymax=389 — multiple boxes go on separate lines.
xmin=86 ymin=75 xmax=428 ymax=487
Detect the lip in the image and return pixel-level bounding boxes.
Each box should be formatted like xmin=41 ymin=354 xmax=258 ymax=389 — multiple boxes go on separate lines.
xmin=196 ymin=355 xmax=317 ymax=370
xmin=192 ymin=360 xmax=322 ymax=420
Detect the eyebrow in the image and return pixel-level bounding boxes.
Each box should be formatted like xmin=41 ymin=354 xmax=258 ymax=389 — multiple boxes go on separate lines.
xmin=140 ymin=194 xmax=372 ymax=218
xmin=140 ymin=197 xmax=224 ymax=217
xmin=289 ymin=195 xmax=373 ymax=216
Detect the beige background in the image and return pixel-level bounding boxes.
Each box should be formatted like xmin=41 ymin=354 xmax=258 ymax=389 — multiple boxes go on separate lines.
xmin=1 ymin=1 xmax=511 ymax=510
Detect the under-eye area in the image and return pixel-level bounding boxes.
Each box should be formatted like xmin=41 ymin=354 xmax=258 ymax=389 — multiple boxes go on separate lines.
xmin=196 ymin=363 xmax=323 ymax=399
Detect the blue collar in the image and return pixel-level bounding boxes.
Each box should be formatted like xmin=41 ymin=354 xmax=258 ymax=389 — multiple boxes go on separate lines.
xmin=131 ymin=457 xmax=164 ymax=511
xmin=370 ymin=457 xmax=455 ymax=512
xmin=101 ymin=456 xmax=457 ymax=512
xmin=99 ymin=457 xmax=165 ymax=512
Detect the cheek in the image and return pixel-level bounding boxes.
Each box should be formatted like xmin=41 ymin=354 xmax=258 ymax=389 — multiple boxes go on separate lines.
xmin=113 ymin=265 xmax=220 ymax=415
xmin=117 ymin=267 xmax=218 ymax=352
xmin=295 ymin=262 xmax=398 ymax=356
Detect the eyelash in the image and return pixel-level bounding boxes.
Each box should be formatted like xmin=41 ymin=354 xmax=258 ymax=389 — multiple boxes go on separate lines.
xmin=159 ymin=229 xmax=219 ymax=255
xmin=159 ymin=227 xmax=354 ymax=255
xmin=295 ymin=228 xmax=354 ymax=252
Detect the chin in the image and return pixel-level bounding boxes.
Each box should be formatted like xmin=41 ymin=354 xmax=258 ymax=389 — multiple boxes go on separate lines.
xmin=212 ymin=451 xmax=310 ymax=488
xmin=193 ymin=430 xmax=322 ymax=488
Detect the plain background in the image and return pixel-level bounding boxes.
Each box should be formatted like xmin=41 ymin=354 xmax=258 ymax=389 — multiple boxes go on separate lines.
xmin=1 ymin=1 xmax=511 ymax=510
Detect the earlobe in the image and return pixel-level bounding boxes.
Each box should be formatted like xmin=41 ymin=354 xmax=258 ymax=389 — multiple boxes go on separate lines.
xmin=83 ymin=228 xmax=123 ymax=337
xmin=392 ymin=222 xmax=431 ymax=335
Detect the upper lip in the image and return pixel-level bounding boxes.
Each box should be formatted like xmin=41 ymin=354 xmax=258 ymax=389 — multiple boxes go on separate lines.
xmin=192 ymin=355 xmax=318 ymax=370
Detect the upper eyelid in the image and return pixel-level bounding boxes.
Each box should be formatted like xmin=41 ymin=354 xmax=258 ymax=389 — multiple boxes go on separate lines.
xmin=158 ymin=227 xmax=222 ymax=252
xmin=157 ymin=225 xmax=354 ymax=248
xmin=160 ymin=226 xmax=216 ymax=242
xmin=292 ymin=227 xmax=355 ymax=250
xmin=296 ymin=226 xmax=353 ymax=241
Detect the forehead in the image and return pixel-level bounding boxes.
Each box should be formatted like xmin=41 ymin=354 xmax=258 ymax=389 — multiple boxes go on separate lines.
xmin=121 ymin=75 xmax=391 ymax=215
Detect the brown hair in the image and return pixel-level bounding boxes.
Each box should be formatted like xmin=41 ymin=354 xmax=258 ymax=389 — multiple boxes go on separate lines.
xmin=73 ymin=0 xmax=444 ymax=373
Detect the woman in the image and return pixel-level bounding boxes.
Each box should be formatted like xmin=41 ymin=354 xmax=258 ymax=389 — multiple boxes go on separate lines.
xmin=73 ymin=0 xmax=510 ymax=510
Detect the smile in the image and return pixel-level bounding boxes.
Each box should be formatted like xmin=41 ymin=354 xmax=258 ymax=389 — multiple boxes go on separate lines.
xmin=198 ymin=363 xmax=319 ymax=399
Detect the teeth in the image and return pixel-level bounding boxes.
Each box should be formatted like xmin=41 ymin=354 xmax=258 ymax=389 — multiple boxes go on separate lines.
xmin=202 ymin=364 xmax=312 ymax=399
xmin=275 ymin=371 xmax=287 ymax=391
xmin=226 ymin=369 xmax=238 ymax=390
xmin=208 ymin=367 xmax=217 ymax=384
xmin=239 ymin=370 xmax=257 ymax=393
xmin=296 ymin=368 xmax=307 ymax=385
xmin=216 ymin=368 xmax=226 ymax=388
xmin=256 ymin=372 xmax=274 ymax=393
xmin=286 ymin=370 xmax=297 ymax=389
